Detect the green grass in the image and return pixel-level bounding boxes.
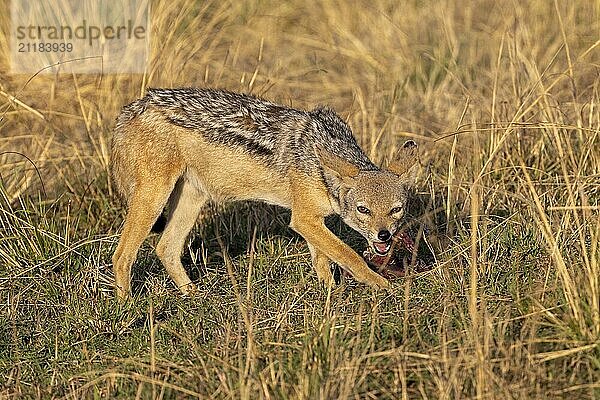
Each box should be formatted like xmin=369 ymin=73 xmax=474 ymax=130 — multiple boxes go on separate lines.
xmin=1 ymin=0 xmax=599 ymax=398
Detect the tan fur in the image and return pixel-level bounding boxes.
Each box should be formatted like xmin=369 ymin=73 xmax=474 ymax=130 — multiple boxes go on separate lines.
xmin=112 ymin=92 xmax=418 ymax=300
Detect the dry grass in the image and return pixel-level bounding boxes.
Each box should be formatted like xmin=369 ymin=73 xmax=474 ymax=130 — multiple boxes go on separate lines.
xmin=1 ymin=0 xmax=599 ymax=398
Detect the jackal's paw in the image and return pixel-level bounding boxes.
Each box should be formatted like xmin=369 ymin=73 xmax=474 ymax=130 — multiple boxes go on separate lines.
xmin=179 ymin=282 xmax=198 ymax=296
xmin=356 ymin=271 xmax=390 ymax=290
xmin=372 ymin=275 xmax=390 ymax=290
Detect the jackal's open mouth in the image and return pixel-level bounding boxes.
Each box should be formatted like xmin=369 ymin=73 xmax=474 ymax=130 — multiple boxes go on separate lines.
xmin=372 ymin=241 xmax=392 ymax=256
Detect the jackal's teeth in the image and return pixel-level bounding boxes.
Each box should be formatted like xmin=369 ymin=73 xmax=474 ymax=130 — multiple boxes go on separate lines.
xmin=372 ymin=241 xmax=391 ymax=256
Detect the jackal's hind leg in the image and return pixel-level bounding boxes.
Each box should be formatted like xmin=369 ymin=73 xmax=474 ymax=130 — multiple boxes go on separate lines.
xmin=155 ymin=178 xmax=207 ymax=295
xmin=113 ymin=184 xmax=174 ymax=300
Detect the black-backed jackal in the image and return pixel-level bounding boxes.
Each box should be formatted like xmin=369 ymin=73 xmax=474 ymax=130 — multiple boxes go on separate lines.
xmin=111 ymin=88 xmax=418 ymax=299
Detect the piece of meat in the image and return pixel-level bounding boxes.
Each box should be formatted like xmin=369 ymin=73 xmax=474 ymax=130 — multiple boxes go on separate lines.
xmin=362 ymin=230 xmax=433 ymax=279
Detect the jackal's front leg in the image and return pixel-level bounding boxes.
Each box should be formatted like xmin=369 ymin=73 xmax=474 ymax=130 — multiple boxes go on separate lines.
xmin=291 ymin=215 xmax=389 ymax=290
xmin=307 ymin=243 xmax=335 ymax=286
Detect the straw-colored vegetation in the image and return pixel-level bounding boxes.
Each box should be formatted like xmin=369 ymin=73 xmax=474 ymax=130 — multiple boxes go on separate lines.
xmin=1 ymin=0 xmax=599 ymax=398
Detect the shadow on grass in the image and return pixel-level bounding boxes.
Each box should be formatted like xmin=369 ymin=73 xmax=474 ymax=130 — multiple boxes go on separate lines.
xmin=131 ymin=188 xmax=449 ymax=295
xmin=131 ymin=201 xmax=298 ymax=295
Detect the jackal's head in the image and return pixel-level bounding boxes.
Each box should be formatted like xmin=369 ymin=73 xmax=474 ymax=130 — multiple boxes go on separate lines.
xmin=319 ymin=140 xmax=419 ymax=256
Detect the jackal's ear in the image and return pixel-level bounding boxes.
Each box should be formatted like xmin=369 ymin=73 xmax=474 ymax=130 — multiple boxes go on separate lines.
xmin=316 ymin=146 xmax=360 ymax=184
xmin=387 ymin=140 xmax=419 ymax=183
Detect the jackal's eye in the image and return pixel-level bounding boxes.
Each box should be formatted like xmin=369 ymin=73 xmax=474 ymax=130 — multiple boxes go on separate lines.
xmin=390 ymin=206 xmax=403 ymax=215
xmin=357 ymin=206 xmax=371 ymax=215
